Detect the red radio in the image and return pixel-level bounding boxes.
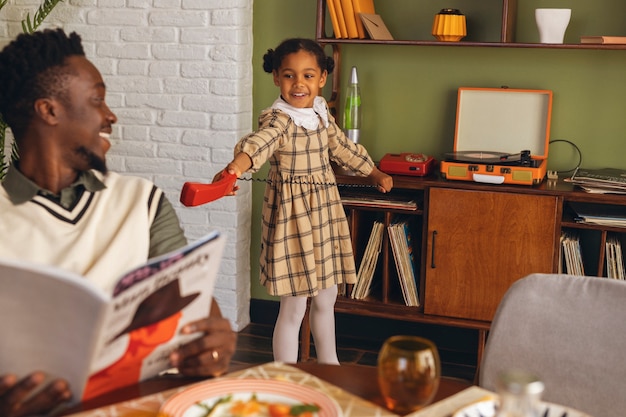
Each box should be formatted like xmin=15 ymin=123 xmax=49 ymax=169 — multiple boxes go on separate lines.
xmin=379 ymin=153 xmax=436 ymax=176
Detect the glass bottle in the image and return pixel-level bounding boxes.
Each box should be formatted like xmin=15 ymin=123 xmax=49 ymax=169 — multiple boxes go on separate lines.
xmin=494 ymin=369 xmax=545 ymax=417
xmin=343 ymin=66 xmax=361 ymax=143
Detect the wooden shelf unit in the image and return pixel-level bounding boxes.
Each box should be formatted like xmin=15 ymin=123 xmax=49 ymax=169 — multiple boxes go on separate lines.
xmin=305 ymin=0 xmax=626 ymax=377
xmin=300 ymin=174 xmax=626 ymax=379
xmin=315 ymin=0 xmax=626 ymax=50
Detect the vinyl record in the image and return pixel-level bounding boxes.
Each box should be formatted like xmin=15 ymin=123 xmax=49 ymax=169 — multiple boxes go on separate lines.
xmin=444 ymin=150 xmax=523 ymax=164
xmin=444 ymin=150 xmax=520 ymax=163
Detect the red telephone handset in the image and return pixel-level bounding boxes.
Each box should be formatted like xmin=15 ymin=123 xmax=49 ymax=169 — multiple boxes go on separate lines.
xmin=179 ymin=171 xmax=237 ymax=207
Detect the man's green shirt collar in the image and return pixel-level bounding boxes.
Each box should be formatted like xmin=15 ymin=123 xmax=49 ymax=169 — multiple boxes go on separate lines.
xmin=2 ymin=164 xmax=106 ymax=208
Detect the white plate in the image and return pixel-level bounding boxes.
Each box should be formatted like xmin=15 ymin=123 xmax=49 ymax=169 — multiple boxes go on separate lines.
xmin=452 ymin=399 xmax=592 ymax=417
xmin=160 ymin=378 xmax=342 ymax=417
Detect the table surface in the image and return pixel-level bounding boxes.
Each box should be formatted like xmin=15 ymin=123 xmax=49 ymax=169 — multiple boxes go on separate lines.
xmin=295 ymin=362 xmax=472 ymax=411
xmin=60 ymin=362 xmax=480 ymax=417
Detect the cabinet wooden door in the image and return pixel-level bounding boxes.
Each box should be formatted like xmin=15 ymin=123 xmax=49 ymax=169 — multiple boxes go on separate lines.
xmin=424 ymin=188 xmax=560 ymax=322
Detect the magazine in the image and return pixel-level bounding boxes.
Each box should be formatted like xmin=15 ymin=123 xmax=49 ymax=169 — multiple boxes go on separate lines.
xmin=0 ymin=231 xmax=225 ymax=403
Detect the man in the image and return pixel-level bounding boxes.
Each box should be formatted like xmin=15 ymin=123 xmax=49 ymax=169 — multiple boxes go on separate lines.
xmin=0 ymin=28 xmax=237 ymax=416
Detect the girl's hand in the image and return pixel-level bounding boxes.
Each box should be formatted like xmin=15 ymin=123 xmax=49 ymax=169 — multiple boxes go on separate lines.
xmin=369 ymin=167 xmax=393 ymax=193
xmin=212 ymin=166 xmax=240 ymax=196
xmin=213 ymin=153 xmax=253 ymax=196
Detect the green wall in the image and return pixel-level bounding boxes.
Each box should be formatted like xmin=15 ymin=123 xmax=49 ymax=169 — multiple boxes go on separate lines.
xmin=249 ymin=0 xmax=626 ymax=300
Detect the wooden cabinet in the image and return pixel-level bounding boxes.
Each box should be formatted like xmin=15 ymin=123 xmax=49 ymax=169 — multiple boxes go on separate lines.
xmin=299 ymin=175 xmax=626 ymax=377
xmin=424 ymin=187 xmax=559 ymax=321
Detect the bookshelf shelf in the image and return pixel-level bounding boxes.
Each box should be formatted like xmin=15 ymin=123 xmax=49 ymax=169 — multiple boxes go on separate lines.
xmin=343 ymin=202 xmax=416 ymax=216
xmin=315 ymin=38 xmax=626 ymax=50
xmin=341 ymin=203 xmax=422 ymax=215
xmin=316 ymin=0 xmax=626 ymax=50
xmin=333 ymin=296 xmax=491 ymax=330
xmin=562 ymin=221 xmax=626 ymax=233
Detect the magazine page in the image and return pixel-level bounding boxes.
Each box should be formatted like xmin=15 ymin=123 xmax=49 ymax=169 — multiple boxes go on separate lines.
xmin=0 ymin=258 xmax=109 ymax=404
xmin=83 ymin=231 xmax=225 ymax=401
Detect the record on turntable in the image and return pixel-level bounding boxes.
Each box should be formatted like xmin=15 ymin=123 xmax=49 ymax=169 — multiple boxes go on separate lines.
xmin=444 ymin=150 xmax=539 ymax=167
xmin=444 ymin=150 xmax=515 ymax=164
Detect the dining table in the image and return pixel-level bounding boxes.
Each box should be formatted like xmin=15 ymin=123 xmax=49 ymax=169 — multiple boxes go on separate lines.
xmin=59 ymin=361 xmax=493 ymax=417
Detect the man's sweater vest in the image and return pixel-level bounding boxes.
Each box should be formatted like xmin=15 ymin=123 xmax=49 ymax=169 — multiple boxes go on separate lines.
xmin=0 ymin=172 xmax=162 ymax=293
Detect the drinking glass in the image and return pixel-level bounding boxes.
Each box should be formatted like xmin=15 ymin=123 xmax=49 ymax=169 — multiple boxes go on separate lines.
xmin=377 ymin=335 xmax=441 ymax=414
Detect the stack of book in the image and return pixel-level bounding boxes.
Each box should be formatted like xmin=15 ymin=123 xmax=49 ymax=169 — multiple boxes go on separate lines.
xmin=388 ymin=219 xmax=420 ymax=307
xmin=327 ymin=0 xmax=381 ymax=39
xmin=606 ymin=235 xmax=625 ymax=280
xmin=351 ymin=220 xmax=384 ymax=300
xmin=339 ymin=188 xmax=418 ymax=211
xmin=565 ymin=167 xmax=626 ymax=194
xmin=560 ymin=231 xmax=585 ymax=276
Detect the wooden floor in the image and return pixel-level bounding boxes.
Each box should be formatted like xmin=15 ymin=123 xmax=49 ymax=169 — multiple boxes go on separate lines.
xmin=230 ymin=300 xmax=478 ymax=382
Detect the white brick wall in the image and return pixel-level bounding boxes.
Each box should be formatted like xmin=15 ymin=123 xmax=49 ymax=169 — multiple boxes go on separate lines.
xmin=0 ymin=0 xmax=253 ymax=330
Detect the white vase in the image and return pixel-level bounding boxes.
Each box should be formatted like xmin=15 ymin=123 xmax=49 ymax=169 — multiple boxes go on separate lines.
xmin=535 ymin=8 xmax=571 ymax=44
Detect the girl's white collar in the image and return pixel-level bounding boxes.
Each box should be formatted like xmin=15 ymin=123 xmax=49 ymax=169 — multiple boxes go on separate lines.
xmin=271 ymin=96 xmax=329 ymax=130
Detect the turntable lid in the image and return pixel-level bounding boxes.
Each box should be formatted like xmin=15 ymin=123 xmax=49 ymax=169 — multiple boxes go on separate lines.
xmin=454 ymin=87 xmax=553 ymax=159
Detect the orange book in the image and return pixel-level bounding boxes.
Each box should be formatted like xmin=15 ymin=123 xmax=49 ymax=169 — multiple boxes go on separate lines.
xmin=326 ymin=0 xmax=344 ymax=38
xmin=332 ymin=0 xmax=348 ymax=39
xmin=352 ymin=0 xmax=375 ymax=39
xmin=580 ymin=36 xmax=626 ymax=44
xmin=340 ymin=0 xmax=359 ymax=38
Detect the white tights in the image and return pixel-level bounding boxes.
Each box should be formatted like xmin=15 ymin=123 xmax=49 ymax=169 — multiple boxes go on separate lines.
xmin=272 ymin=285 xmax=339 ymax=364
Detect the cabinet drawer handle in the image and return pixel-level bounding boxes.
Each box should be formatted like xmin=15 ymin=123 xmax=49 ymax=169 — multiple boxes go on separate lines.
xmin=431 ymin=230 xmax=437 ymax=268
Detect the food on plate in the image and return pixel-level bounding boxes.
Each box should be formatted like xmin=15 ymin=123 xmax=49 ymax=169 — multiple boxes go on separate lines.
xmin=194 ymin=393 xmax=321 ymax=417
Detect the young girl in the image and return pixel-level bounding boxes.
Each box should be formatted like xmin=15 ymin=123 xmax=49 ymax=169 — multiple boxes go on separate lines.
xmin=219 ymin=38 xmax=393 ymax=364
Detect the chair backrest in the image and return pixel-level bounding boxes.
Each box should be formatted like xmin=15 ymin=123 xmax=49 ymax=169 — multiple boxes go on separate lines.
xmin=479 ymin=273 xmax=626 ymax=417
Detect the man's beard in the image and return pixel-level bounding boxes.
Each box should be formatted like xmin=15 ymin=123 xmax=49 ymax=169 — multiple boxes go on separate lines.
xmin=77 ymin=146 xmax=108 ymax=175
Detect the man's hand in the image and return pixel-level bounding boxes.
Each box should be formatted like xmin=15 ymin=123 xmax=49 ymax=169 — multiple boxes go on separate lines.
xmin=169 ymin=301 xmax=237 ymax=378
xmin=0 ymin=372 xmax=71 ymax=417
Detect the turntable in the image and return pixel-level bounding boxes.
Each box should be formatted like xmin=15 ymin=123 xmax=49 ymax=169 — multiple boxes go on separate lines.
xmin=440 ymin=87 xmax=553 ymax=185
